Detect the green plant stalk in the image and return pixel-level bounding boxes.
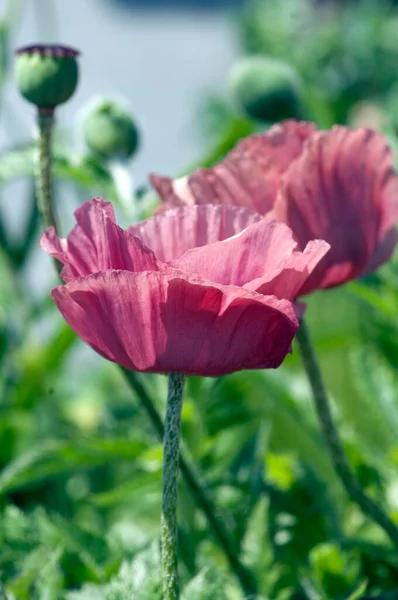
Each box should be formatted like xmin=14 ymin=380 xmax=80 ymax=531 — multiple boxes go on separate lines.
xmin=36 ymin=108 xmax=56 ymax=228
xmin=161 ymin=372 xmax=185 ymax=600
xmin=36 ymin=107 xmax=61 ymax=273
xmin=296 ymin=317 xmax=398 ymax=551
xmin=122 ymin=368 xmax=257 ymax=596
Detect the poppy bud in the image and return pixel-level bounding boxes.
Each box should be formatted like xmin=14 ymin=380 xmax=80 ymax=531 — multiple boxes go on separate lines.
xmin=228 ymin=56 xmax=304 ymax=123
xmin=15 ymin=44 xmax=79 ymax=109
xmin=83 ymin=98 xmax=140 ymax=160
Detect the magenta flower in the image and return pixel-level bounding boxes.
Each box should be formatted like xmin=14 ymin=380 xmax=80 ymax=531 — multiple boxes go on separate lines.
xmin=151 ymin=121 xmax=398 ymax=294
xmin=41 ymin=199 xmax=328 ymax=376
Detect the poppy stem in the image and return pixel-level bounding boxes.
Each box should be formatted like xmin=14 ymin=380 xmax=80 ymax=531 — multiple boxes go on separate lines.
xmin=35 ymin=107 xmax=61 ymax=273
xmin=122 ymin=368 xmax=257 ymax=597
xmin=296 ymin=317 xmax=398 ymax=551
xmin=161 ymin=372 xmax=185 ymax=600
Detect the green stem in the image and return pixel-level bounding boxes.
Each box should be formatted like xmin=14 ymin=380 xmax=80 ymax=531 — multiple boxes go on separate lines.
xmin=122 ymin=368 xmax=257 ymax=596
xmin=161 ymin=373 xmax=185 ymax=600
xmin=296 ymin=317 xmax=398 ymax=551
xmin=36 ymin=107 xmax=61 ymax=273
xmin=36 ymin=107 xmax=56 ymax=228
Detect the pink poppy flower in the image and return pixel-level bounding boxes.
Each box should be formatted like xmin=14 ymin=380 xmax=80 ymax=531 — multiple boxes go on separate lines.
xmin=41 ymin=199 xmax=329 ymax=376
xmin=151 ymin=120 xmax=398 ymax=294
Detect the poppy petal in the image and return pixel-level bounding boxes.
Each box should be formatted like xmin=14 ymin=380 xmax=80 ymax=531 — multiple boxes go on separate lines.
xmin=151 ymin=120 xmax=315 ymax=214
xmin=273 ymin=126 xmax=398 ymax=291
xmin=129 ymin=204 xmax=262 ymax=262
xmin=40 ymin=198 xmax=160 ymax=281
xmin=171 ymin=217 xmax=329 ymax=299
xmin=51 ymin=269 xmax=298 ymax=376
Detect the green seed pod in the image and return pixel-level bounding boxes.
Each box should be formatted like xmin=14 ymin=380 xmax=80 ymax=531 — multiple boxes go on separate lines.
xmin=229 ymin=56 xmax=304 ymax=123
xmin=83 ymin=98 xmax=140 ymax=160
xmin=15 ymin=44 xmax=79 ymax=109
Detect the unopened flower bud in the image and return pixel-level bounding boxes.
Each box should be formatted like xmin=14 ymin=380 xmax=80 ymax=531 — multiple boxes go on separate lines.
xmin=15 ymin=44 xmax=79 ymax=109
xmin=83 ymin=98 xmax=139 ymax=161
xmin=228 ymin=56 xmax=304 ymax=122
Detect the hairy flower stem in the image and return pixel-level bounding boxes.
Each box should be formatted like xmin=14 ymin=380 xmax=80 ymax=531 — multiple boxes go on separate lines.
xmin=297 ymin=317 xmax=398 ymax=551
xmin=161 ymin=373 xmax=185 ymax=600
xmin=35 ymin=107 xmax=61 ymax=273
xmin=122 ymin=368 xmax=257 ymax=597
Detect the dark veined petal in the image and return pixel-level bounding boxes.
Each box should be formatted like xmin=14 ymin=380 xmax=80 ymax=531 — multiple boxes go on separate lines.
xmin=273 ymin=126 xmax=398 ymax=292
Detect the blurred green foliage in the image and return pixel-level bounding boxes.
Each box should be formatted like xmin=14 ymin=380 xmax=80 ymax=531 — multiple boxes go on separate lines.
xmin=2 ymin=0 xmax=398 ymax=598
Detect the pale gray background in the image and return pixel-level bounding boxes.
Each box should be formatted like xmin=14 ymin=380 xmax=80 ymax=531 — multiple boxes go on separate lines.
xmin=1 ymin=0 xmax=242 ymax=182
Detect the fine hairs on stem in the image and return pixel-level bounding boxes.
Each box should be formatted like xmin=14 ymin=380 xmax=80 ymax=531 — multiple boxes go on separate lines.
xmin=161 ymin=373 xmax=185 ymax=600
xmin=36 ymin=107 xmax=61 ymax=274
xmin=296 ymin=317 xmax=398 ymax=551
xmin=122 ymin=368 xmax=257 ymax=597
xmin=36 ymin=108 xmax=57 ymax=230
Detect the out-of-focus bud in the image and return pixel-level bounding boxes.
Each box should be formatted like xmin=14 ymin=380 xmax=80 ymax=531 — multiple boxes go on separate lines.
xmin=15 ymin=44 xmax=79 ymax=109
xmin=228 ymin=55 xmax=304 ymax=123
xmin=83 ymin=98 xmax=140 ymax=160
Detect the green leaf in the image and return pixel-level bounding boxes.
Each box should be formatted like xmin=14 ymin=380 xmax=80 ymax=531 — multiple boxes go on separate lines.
xmin=181 ymin=568 xmax=229 ymax=600
xmin=311 ymin=543 xmax=346 ymax=576
xmin=241 ymin=496 xmax=271 ymax=573
xmin=91 ymin=468 xmax=161 ymax=507
xmin=46 ymin=514 xmax=113 ymax=583
xmin=0 ymin=147 xmax=118 ymax=203
xmin=0 ymin=583 xmax=12 ymax=600
xmin=7 ymin=546 xmax=52 ymax=600
xmin=349 ymin=281 xmax=396 ymax=318
xmin=66 ymin=585 xmax=104 ymax=600
xmin=14 ymin=322 xmax=78 ymax=408
xmin=0 ymin=438 xmax=148 ymax=494
xmin=262 ymin=373 xmax=336 ymax=489
xmin=345 ymin=580 xmax=368 ymax=600
xmin=67 ymin=542 xmax=161 ymax=600
xmin=0 ymin=146 xmax=34 ymax=182
xmin=54 ymin=154 xmax=118 ymax=201
xmin=310 ymin=543 xmax=361 ymax=599
xmin=0 ymin=505 xmax=118 ymax=592
xmin=0 ymin=506 xmax=65 ymax=599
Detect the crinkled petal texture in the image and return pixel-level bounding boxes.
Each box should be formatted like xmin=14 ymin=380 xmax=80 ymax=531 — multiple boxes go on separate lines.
xmin=41 ymin=198 xmax=161 ymax=282
xmin=273 ymin=126 xmax=398 ymax=292
xmin=170 ymin=217 xmax=330 ymax=301
xmin=151 ymin=120 xmax=315 ymax=215
xmin=41 ymin=199 xmax=328 ymax=376
xmin=151 ymin=121 xmax=398 ymax=294
xmin=51 ymin=270 xmax=298 ymax=376
xmin=129 ymin=203 xmax=263 ymax=262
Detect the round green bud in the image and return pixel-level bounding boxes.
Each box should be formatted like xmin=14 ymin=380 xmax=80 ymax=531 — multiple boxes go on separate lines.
xmin=15 ymin=44 xmax=79 ymax=109
xmin=228 ymin=56 xmax=304 ymax=123
xmin=83 ymin=99 xmax=140 ymax=161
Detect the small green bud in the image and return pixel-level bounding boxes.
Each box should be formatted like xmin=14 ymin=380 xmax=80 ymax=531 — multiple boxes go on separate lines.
xmin=15 ymin=44 xmax=79 ymax=109
xmin=83 ymin=98 xmax=140 ymax=160
xmin=228 ymin=56 xmax=304 ymax=123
